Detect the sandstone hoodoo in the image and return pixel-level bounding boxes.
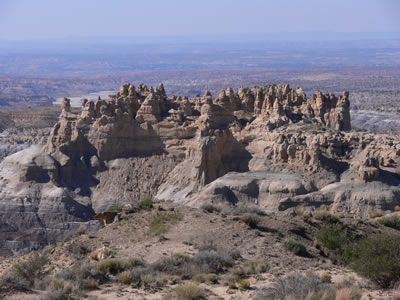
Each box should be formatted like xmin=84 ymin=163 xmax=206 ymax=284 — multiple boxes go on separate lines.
xmin=1 ymin=82 xmax=400 ymax=255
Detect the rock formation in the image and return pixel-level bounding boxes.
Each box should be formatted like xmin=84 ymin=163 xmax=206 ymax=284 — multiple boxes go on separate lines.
xmin=1 ymin=82 xmax=400 ymax=255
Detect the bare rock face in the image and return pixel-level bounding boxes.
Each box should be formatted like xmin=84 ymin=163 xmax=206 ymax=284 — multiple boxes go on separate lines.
xmin=46 ymin=94 xmax=164 ymax=162
xmin=2 ymin=82 xmax=400 ymax=255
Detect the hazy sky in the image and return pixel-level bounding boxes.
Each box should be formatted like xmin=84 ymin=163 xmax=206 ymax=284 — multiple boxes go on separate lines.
xmin=0 ymin=0 xmax=399 ymax=40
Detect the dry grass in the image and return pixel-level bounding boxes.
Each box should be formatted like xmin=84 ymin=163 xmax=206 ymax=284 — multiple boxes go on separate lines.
xmin=174 ymin=283 xmax=204 ymax=299
xmin=148 ymin=211 xmax=183 ymax=236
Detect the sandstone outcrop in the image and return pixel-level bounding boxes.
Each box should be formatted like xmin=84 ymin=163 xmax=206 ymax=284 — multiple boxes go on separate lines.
xmin=1 ymin=82 xmax=400 ymax=255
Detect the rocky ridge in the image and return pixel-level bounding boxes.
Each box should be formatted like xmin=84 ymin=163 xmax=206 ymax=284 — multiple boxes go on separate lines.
xmin=0 ymin=82 xmax=399 ymax=255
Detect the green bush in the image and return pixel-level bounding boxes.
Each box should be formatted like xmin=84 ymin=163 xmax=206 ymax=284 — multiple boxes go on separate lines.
xmin=139 ymin=197 xmax=153 ymax=210
xmin=175 ymin=283 xmax=204 ymax=299
xmin=283 ymin=239 xmax=308 ymax=257
xmin=12 ymin=252 xmax=49 ymax=285
xmin=378 ymin=215 xmax=400 ymax=230
xmin=343 ymin=233 xmax=400 ymax=288
xmin=96 ymin=258 xmax=128 ymax=275
xmin=316 ymin=224 xmax=353 ymax=251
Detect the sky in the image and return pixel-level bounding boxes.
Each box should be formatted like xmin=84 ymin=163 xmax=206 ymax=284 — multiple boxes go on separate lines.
xmin=0 ymin=0 xmax=399 ymax=40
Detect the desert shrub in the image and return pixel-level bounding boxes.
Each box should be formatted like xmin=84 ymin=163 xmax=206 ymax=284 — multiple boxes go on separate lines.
xmin=200 ymin=203 xmax=222 ymax=214
xmin=283 ymin=239 xmax=308 ymax=257
xmin=316 ymin=224 xmax=353 ymax=252
xmin=152 ymin=254 xmax=192 ymax=278
xmin=313 ymin=210 xmax=339 ymax=223
xmin=197 ymin=239 xmax=217 ymax=252
xmin=0 ymin=275 xmax=30 ymax=295
xmin=128 ymin=266 xmax=154 ymax=288
xmin=235 ymin=205 xmax=268 ymax=216
xmin=241 ymin=213 xmax=261 ymax=228
xmin=295 ymin=209 xmax=306 ymax=217
xmin=307 ymin=287 xmax=337 ymax=300
xmin=393 ymin=283 xmax=400 ymax=300
xmin=41 ymin=290 xmax=76 ymax=300
xmin=107 ymin=205 xmax=122 ymax=212
xmin=238 ymin=279 xmax=250 ymax=290
xmin=140 ymin=274 xmax=153 ymax=288
xmin=378 ymin=215 xmax=400 ymax=230
xmin=243 ymin=259 xmax=270 ymax=275
xmin=174 ymin=283 xmax=205 ymax=299
xmin=120 ymin=271 xmax=131 ymax=285
xmin=321 ymin=273 xmax=332 ymax=283
xmin=334 ymin=287 xmax=362 ymax=300
xmin=13 ymin=252 xmax=49 ymax=285
xmin=153 ymin=248 xmax=238 ymax=280
xmin=148 ymin=211 xmax=183 ymax=236
xmin=255 ymin=272 xmax=323 ymax=300
xmin=161 ymin=274 xmax=181 ymax=284
xmin=41 ymin=278 xmax=76 ymax=300
xmin=343 ymin=233 xmax=400 ymax=288
xmin=190 ymin=250 xmax=235 ymax=274
xmin=192 ymin=273 xmax=218 ymax=284
xmin=66 ymin=241 xmax=89 ymax=257
xmin=73 ymin=262 xmax=109 ymax=290
xmin=369 ymin=211 xmax=384 ymax=218
xmin=395 ymin=206 xmax=400 ymax=212
xmin=96 ymin=258 xmax=128 ymax=275
xmin=139 ymin=197 xmax=153 ymax=210
xmin=128 ymin=257 xmax=146 ymax=268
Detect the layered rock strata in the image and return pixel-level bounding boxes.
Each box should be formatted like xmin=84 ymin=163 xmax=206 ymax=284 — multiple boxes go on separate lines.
xmin=1 ymin=82 xmax=400 ymax=255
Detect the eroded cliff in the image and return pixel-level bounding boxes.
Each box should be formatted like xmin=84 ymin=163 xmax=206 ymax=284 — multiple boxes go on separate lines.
xmin=1 ymin=82 xmax=399 ymax=255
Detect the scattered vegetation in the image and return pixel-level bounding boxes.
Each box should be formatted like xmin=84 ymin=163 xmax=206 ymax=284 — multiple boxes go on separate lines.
xmin=321 ymin=273 xmax=332 ymax=283
xmin=316 ymin=223 xmax=353 ymax=252
xmin=237 ymin=278 xmax=250 ymax=290
xmin=96 ymin=258 xmax=128 ymax=275
xmin=255 ymin=272 xmax=323 ymax=299
xmin=343 ymin=233 xmax=400 ymax=288
xmin=200 ymin=203 xmax=222 ymax=214
xmin=139 ymin=197 xmax=153 ymax=210
xmin=241 ymin=213 xmax=261 ymax=228
xmin=174 ymin=283 xmax=205 ymax=299
xmin=283 ymin=239 xmax=308 ymax=257
xmin=66 ymin=241 xmax=90 ymax=257
xmin=313 ymin=210 xmax=339 ymax=223
xmin=192 ymin=273 xmax=217 ymax=284
xmin=148 ymin=211 xmax=183 ymax=236
xmin=12 ymin=252 xmax=49 ymax=285
xmin=119 ymin=271 xmax=132 ymax=285
xmin=369 ymin=211 xmax=384 ymax=219
xmin=107 ymin=205 xmax=122 ymax=213
xmin=153 ymin=248 xmax=239 ymax=280
xmin=242 ymin=259 xmax=270 ymax=275
xmin=235 ymin=205 xmax=269 ymax=216
xmin=378 ymin=215 xmax=400 ymax=230
xmin=255 ymin=272 xmax=361 ymax=300
xmin=0 ymin=275 xmax=30 ymax=295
